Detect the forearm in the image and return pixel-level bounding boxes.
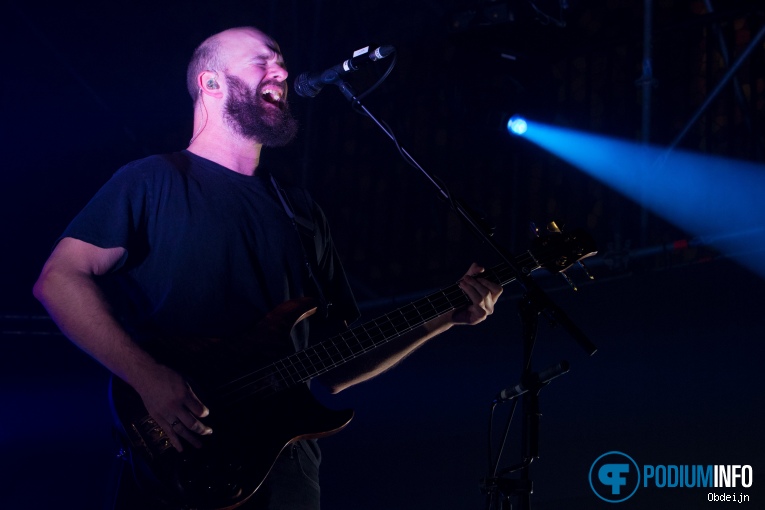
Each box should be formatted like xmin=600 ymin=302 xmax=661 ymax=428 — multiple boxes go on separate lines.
xmin=317 ymin=313 xmax=454 ymax=394
xmin=317 ymin=265 xmax=503 ymax=394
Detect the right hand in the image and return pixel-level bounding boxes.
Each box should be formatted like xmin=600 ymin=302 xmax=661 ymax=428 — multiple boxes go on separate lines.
xmin=134 ymin=364 xmax=213 ymax=452
xmin=33 ymin=238 xmax=212 ymax=453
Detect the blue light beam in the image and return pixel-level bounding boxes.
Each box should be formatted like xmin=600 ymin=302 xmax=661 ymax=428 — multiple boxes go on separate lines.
xmin=518 ymin=120 xmax=765 ymax=279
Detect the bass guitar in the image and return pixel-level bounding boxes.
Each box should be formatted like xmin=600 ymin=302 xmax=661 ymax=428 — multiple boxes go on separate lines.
xmin=110 ymin=228 xmax=596 ymax=509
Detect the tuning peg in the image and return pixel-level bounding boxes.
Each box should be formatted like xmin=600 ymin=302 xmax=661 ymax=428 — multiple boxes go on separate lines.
xmin=578 ymin=260 xmax=595 ymax=280
xmin=560 ymin=270 xmax=578 ymax=291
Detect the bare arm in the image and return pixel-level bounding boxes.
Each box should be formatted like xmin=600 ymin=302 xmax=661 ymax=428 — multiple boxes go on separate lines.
xmin=318 ymin=263 xmax=503 ymax=393
xmin=33 ymin=237 xmax=211 ymax=451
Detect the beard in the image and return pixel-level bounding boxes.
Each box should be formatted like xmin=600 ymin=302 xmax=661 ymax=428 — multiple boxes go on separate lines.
xmin=223 ymin=75 xmax=299 ymax=147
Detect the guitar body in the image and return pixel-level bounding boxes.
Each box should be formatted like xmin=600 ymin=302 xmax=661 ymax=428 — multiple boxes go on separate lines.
xmin=110 ymin=298 xmax=354 ymax=510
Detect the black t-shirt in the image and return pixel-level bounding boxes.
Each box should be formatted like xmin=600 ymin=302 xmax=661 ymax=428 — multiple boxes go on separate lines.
xmin=61 ymin=150 xmax=358 ymax=350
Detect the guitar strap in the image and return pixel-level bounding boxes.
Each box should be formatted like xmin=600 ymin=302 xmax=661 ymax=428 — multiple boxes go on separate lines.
xmin=269 ymin=173 xmax=333 ymax=318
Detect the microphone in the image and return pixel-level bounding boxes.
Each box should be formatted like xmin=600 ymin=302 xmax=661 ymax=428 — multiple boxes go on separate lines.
xmin=293 ymin=45 xmax=395 ymax=98
xmin=495 ymin=361 xmax=570 ymax=403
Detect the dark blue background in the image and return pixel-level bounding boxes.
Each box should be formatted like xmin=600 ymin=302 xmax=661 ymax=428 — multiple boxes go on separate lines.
xmin=2 ymin=1 xmax=764 ymax=508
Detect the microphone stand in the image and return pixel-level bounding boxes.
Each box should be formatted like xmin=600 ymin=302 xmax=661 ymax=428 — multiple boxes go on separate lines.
xmin=330 ymin=79 xmax=597 ymax=508
xmin=484 ymin=298 xmax=571 ymax=510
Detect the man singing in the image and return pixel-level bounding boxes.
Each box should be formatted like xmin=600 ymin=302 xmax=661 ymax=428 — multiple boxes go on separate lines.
xmin=34 ymin=26 xmax=502 ymax=509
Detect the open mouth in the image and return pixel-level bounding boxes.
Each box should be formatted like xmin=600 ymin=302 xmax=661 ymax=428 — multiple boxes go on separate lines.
xmin=260 ymin=86 xmax=284 ymax=107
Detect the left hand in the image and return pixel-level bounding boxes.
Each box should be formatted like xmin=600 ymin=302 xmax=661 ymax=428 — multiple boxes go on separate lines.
xmin=452 ymin=262 xmax=503 ymax=325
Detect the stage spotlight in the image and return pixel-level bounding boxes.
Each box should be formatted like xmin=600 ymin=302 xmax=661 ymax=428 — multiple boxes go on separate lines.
xmin=507 ymin=115 xmax=528 ymax=135
xmin=513 ymin=118 xmax=765 ymax=280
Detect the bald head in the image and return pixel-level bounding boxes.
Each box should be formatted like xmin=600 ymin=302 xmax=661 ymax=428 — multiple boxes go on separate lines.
xmin=186 ymin=27 xmax=283 ymax=101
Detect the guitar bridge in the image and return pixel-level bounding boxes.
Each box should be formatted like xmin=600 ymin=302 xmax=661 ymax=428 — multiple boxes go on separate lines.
xmin=127 ymin=415 xmax=174 ymax=460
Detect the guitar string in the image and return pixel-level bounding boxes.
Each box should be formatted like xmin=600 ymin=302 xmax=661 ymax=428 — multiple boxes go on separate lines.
xmin=212 ymin=251 xmax=547 ymax=407
xmin=214 ymin=281 xmax=471 ymax=406
xmin=211 ymin=250 xmax=550 ymax=407
xmin=238 ymin=234 xmax=592 ymax=401
xmin=211 ymin=250 xmax=545 ymax=408
xmin=216 ymin=257 xmax=520 ymax=396
xmin=275 ymin=245 xmax=560 ymax=383
xmin=213 ymin=282 xmax=459 ymax=398
xmin=279 ymin=267 xmax=499 ymax=383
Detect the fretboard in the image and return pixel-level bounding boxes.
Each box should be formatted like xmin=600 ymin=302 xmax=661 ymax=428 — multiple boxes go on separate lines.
xmin=273 ymin=251 xmax=539 ymax=387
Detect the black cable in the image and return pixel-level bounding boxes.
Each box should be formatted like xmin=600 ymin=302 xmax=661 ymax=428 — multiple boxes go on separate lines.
xmin=355 ymin=51 xmax=398 ymax=102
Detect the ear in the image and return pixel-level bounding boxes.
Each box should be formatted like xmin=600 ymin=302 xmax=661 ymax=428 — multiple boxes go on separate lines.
xmin=198 ymin=71 xmax=223 ymax=98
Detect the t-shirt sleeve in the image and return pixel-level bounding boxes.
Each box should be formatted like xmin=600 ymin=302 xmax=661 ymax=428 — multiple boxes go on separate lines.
xmin=60 ymin=161 xmax=150 ymax=270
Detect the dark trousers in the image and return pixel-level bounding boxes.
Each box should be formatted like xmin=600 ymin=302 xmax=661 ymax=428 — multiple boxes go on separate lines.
xmin=110 ymin=442 xmax=321 ymax=510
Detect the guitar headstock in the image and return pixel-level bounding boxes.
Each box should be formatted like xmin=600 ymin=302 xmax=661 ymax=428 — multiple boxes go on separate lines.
xmin=531 ymin=227 xmax=598 ymax=287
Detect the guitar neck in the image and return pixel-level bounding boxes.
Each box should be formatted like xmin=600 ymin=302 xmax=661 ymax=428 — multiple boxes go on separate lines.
xmin=277 ymin=252 xmax=539 ymax=385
